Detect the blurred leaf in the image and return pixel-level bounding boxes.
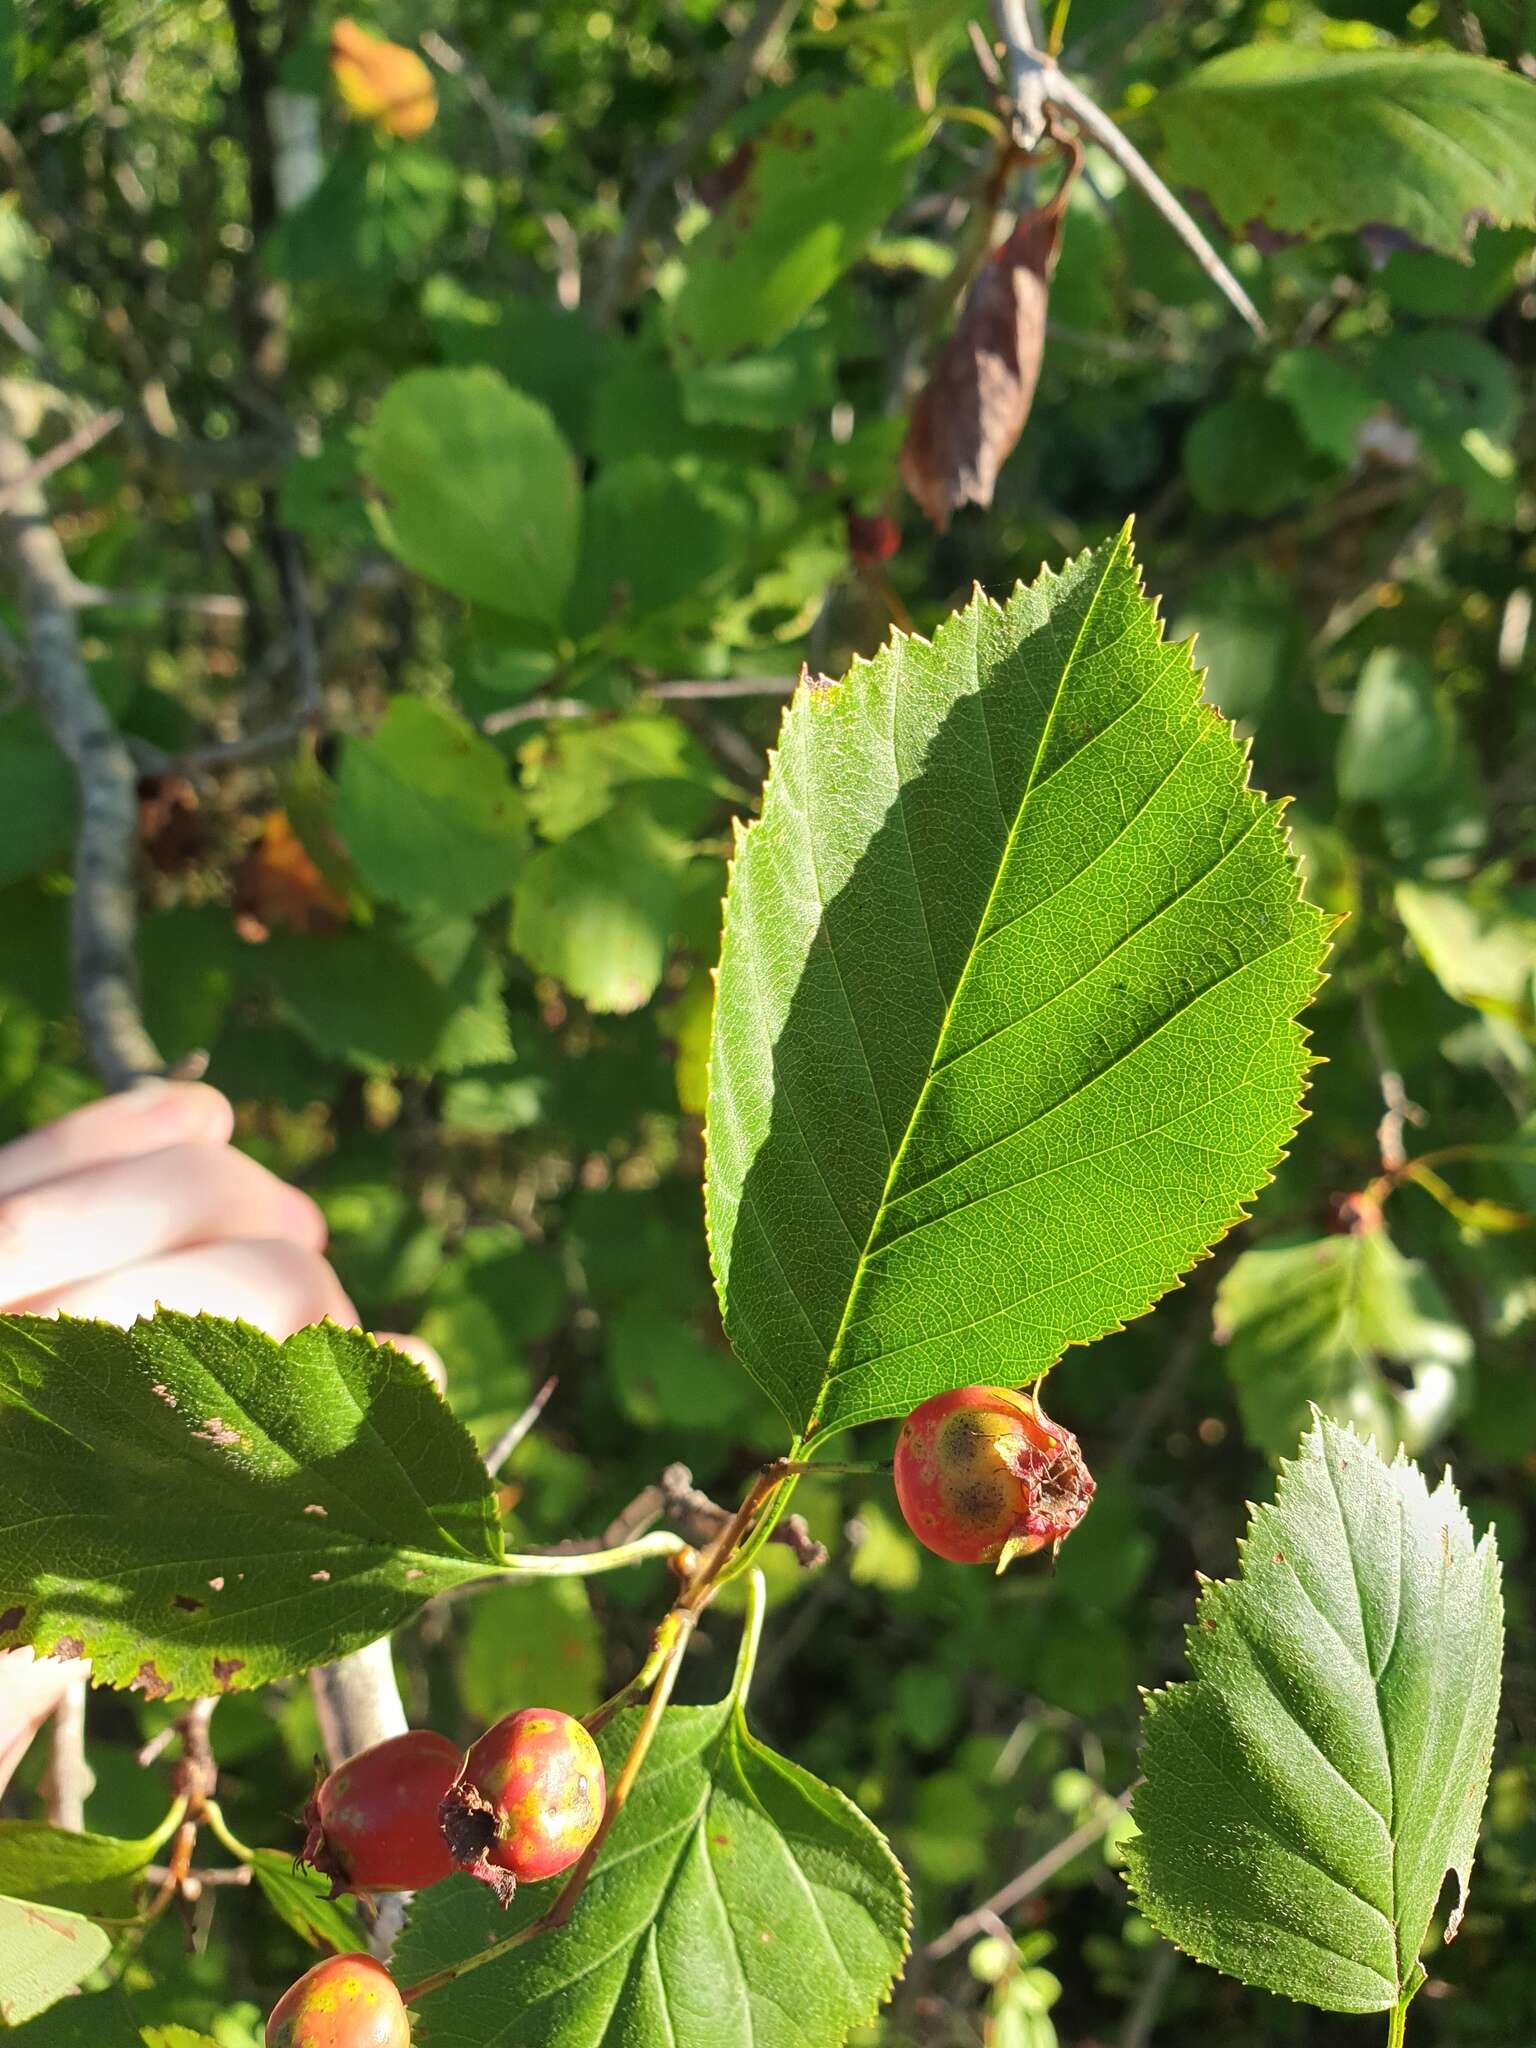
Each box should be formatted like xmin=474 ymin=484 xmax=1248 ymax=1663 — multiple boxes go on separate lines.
xmin=1215 ymin=1226 xmax=1472 ymax=1459
xmin=0 ymin=1313 xmax=502 ymax=1695
xmin=2 ymin=1995 xmax=141 ymax=2045
xmin=606 ymin=1308 xmax=751 ymax=1431
xmin=267 ymin=136 xmax=453 ymax=285
xmin=567 ymin=456 xmax=739 ymax=635
xmin=1379 ymin=224 xmax=1532 ymax=318
xmin=1337 ymin=649 xmax=1447 ymax=804
xmin=1155 ymin=46 xmax=1536 ymax=256
xmin=458 ymin=1576 xmax=601 ymax=1725
xmin=263 ymin=925 xmax=508 ymax=1075
xmin=1266 ymin=348 xmax=1379 ymax=466
xmin=1372 ymin=328 xmax=1518 ymax=518
xmin=663 ymin=965 xmax=714 ymax=1116
xmin=1183 ymin=394 xmax=1330 ymax=517
xmin=1172 ymin=561 xmax=1304 ymax=727
xmin=511 ymin=803 xmax=695 ymax=1014
xmin=419 ymin=1229 xmax=564 ymax=1447
xmin=359 ymin=368 xmax=579 ymax=624
xmin=680 ymin=325 xmax=835 ymax=430
xmin=1128 ymin=1415 xmax=1503 ymax=2014
xmin=1397 ymin=883 xmax=1536 ymax=1039
xmin=0 ymin=1897 xmax=112 ymax=2026
xmin=397 ymin=1672 xmax=911 ymax=2043
xmin=708 ymin=532 xmax=1328 ymax=1437
xmin=0 ymin=1817 xmax=165 ymax=1917
xmin=671 ymin=88 xmax=927 ymax=364
xmin=424 ymin=281 xmax=617 ymax=451
xmin=848 ymin=1499 xmax=920 ymax=1593
xmin=337 ymin=698 xmax=527 ymax=918
xmin=250 ymin=1850 xmax=363 ymax=1954
xmin=520 ymin=710 xmax=722 ymax=843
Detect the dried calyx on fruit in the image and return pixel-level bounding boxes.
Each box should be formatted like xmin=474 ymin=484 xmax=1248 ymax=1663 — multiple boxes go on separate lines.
xmin=299 ymin=1729 xmax=462 ymax=1896
xmin=265 ymin=1952 xmax=410 ymax=2047
xmin=439 ymin=1706 xmax=606 ymax=1908
xmin=893 ymin=1383 xmax=1095 ymax=1570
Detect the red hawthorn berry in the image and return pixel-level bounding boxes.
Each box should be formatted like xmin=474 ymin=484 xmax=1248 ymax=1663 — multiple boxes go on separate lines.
xmin=439 ymin=1707 xmax=606 ymax=1908
xmin=299 ymin=1729 xmax=462 ymax=1896
xmin=846 ymin=509 xmax=901 ymax=569
xmin=893 ymin=1384 xmax=1095 ymax=1569
xmin=265 ymin=1952 xmax=410 ymax=2048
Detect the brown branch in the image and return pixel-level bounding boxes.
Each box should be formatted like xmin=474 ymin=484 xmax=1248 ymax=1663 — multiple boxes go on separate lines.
xmin=534 ymin=1461 xmax=827 ymax=1571
xmin=592 ymin=0 xmax=799 ymax=325
xmin=0 ymin=394 xmax=162 ymax=1090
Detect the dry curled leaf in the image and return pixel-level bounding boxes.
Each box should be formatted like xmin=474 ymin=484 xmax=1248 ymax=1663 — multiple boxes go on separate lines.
xmin=330 ymin=19 xmax=438 ymax=140
xmin=137 ymin=774 xmax=207 ymax=876
xmin=233 ymin=810 xmax=347 ymax=943
xmin=901 ymin=154 xmax=1079 ymax=531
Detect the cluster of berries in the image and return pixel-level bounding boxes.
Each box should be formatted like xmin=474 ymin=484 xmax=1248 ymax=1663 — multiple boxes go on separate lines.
xmin=265 ymin=1384 xmax=1091 ymax=2042
xmin=267 ymin=1705 xmax=602 ymax=2046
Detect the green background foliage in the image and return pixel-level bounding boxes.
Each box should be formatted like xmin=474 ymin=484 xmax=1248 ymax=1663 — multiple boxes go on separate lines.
xmin=0 ymin=0 xmax=1533 ymax=2042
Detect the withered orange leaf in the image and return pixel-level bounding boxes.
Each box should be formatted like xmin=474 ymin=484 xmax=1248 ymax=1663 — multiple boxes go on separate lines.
xmin=233 ymin=810 xmax=348 ymax=944
xmin=901 ymin=164 xmax=1078 ymax=532
xmin=330 ymin=19 xmax=438 ymax=140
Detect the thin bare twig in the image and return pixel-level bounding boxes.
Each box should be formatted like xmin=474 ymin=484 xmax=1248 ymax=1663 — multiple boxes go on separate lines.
xmin=926 ymin=1785 xmax=1136 ymax=1959
xmin=484 ymin=1376 xmax=560 ymax=1478
xmin=481 ymin=695 xmax=593 ymax=736
xmin=987 ymin=9 xmax=1267 ymax=338
xmin=647 ymin=675 xmax=798 ymax=701
xmin=535 ymin=1462 xmax=828 ymax=1571
xmin=593 ymin=0 xmax=799 ymax=325
xmin=0 ymin=407 xmax=123 ymax=514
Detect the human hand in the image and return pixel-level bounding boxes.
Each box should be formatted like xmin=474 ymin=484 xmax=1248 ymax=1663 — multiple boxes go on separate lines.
xmin=0 ymin=1081 xmax=442 ymax=1799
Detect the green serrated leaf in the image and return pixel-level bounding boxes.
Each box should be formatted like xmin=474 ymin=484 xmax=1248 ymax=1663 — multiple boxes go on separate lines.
xmin=250 ymin=1850 xmax=362 ymax=1955
xmin=0 ymin=1895 xmax=112 ymax=2026
xmin=706 ymin=529 xmax=1329 ymax=1437
xmin=1215 ymin=1227 xmax=1472 ymax=1459
xmin=358 ymin=367 xmax=580 ymax=624
xmin=1154 ymin=45 xmax=1536 ymax=257
xmin=670 ymin=88 xmax=928 ymax=365
xmin=336 ymin=698 xmax=528 ymax=918
xmin=0 ymin=1816 xmax=170 ymax=1918
xmin=395 ymin=1596 xmax=910 ymax=2046
xmin=0 ymin=1314 xmax=501 ymax=1697
xmin=519 ymin=710 xmax=724 ymax=843
xmin=1127 ymin=1415 xmax=1504 ymax=2014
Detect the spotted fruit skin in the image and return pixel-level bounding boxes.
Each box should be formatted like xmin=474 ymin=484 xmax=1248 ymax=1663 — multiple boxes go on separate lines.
xmin=299 ymin=1729 xmax=461 ymax=1895
xmin=439 ymin=1707 xmax=605 ymax=1907
xmin=265 ymin=1952 xmax=410 ymax=2048
xmin=893 ymin=1384 xmax=1094 ymax=1565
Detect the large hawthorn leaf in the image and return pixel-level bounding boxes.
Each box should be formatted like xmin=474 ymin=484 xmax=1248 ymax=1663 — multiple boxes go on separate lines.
xmin=0 ymin=1897 xmax=112 ymax=2026
xmin=395 ymin=1593 xmax=910 ymax=2046
xmin=0 ymin=1313 xmax=502 ymax=1698
xmin=359 ymin=367 xmax=579 ymax=624
xmin=1155 ymin=46 xmax=1536 ymax=258
xmin=706 ymin=528 xmax=1329 ymax=1438
xmin=336 ymin=698 xmax=528 ymax=918
xmin=1127 ymin=1416 xmax=1503 ymax=2016
xmin=670 ymin=89 xmax=928 ymax=365
xmin=1215 ymin=1228 xmax=1472 ymax=1459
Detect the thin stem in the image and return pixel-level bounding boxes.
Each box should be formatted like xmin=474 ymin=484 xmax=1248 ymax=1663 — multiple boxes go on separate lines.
xmin=1388 ymin=1999 xmax=1408 ymax=2048
xmin=505 ymin=1530 xmax=687 ymax=1579
xmin=199 ymin=1797 xmax=259 ymax=1866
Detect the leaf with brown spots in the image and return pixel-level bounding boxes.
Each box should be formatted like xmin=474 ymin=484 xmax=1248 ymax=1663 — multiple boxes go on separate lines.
xmin=901 ymin=154 xmax=1079 ymax=532
xmin=0 ymin=1312 xmax=502 ymax=1697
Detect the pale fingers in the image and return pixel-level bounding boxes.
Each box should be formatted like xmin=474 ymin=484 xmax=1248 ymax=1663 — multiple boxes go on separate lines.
xmin=0 ymin=1651 xmax=80 ymax=1801
xmin=0 ymin=1082 xmax=234 ymax=1201
xmin=0 ymin=1143 xmax=328 ymax=1311
xmin=17 ymin=1238 xmax=359 ymax=1339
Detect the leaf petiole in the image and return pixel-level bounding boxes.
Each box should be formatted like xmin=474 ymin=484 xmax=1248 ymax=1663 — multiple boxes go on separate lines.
xmin=199 ymin=1798 xmax=259 ymax=1867
xmin=503 ymin=1529 xmax=687 ymax=1578
xmin=1388 ymin=2000 xmax=1408 ymax=2048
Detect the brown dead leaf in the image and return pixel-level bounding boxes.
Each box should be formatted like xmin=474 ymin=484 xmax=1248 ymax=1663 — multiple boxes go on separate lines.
xmin=330 ymin=18 xmax=438 ymax=140
xmin=137 ymin=774 xmax=206 ymax=875
xmin=901 ymin=152 xmax=1080 ymax=532
xmin=232 ymin=810 xmax=347 ymax=943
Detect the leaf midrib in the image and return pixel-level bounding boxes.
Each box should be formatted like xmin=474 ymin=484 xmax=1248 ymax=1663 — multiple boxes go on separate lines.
xmin=809 ymin=541 xmax=1121 ymax=1430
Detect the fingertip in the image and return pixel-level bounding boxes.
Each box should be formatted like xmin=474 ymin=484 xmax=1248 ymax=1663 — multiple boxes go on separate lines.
xmin=128 ymin=1079 xmax=234 ymax=1147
